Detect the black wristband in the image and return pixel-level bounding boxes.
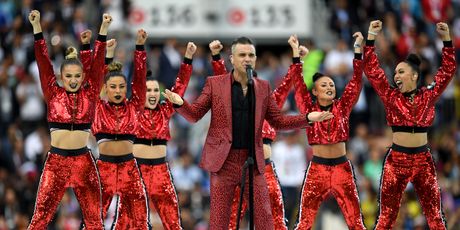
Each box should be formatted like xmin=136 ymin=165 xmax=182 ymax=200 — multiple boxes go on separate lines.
xmin=136 ymin=45 xmax=145 ymax=51
xmin=105 ymin=57 xmax=113 ymax=65
xmin=443 ymin=40 xmax=453 ymax=47
xmin=306 ymin=114 xmax=313 ymax=124
xmin=183 ymin=57 xmax=192 ymax=65
xmin=173 ymin=103 xmax=183 ymax=108
xmin=81 ymin=43 xmax=91 ymax=51
xmin=97 ymin=34 xmax=107 ymax=42
xmin=212 ymin=54 xmax=221 ymax=61
xmin=34 ymin=32 xmax=44 ymax=41
xmin=354 ymin=53 xmax=362 ymax=60
xmin=292 ymin=57 xmax=301 ymax=64
xmin=366 ymin=40 xmax=375 ymax=46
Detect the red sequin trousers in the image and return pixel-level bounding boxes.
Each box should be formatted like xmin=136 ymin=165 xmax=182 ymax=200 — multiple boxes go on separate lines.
xmin=229 ymin=160 xmax=287 ymax=230
xmin=97 ymin=154 xmax=149 ymax=229
xmin=375 ymin=144 xmax=446 ymax=230
xmin=210 ymin=149 xmax=274 ymax=230
xmin=29 ymin=149 xmax=103 ymax=230
xmin=295 ymin=156 xmax=365 ymax=230
xmin=138 ymin=160 xmax=182 ymax=230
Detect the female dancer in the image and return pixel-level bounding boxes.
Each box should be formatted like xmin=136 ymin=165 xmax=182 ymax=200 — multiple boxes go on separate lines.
xmin=132 ymin=42 xmax=196 ymax=230
xmin=28 ymin=10 xmax=110 ymax=229
xmin=365 ymin=20 xmax=456 ymax=229
xmin=294 ymin=32 xmax=366 ymax=230
xmin=90 ymin=29 xmax=149 ymax=229
xmin=209 ymin=36 xmax=307 ymax=230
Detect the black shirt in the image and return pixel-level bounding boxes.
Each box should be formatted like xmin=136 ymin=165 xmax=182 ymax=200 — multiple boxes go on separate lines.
xmin=231 ymin=81 xmax=249 ymax=149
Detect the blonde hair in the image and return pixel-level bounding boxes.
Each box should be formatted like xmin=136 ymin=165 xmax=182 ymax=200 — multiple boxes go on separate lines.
xmin=65 ymin=47 xmax=78 ymax=59
xmin=60 ymin=46 xmax=82 ymax=72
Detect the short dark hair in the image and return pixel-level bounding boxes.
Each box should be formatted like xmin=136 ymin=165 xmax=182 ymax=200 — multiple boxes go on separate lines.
xmin=231 ymin=37 xmax=254 ymax=53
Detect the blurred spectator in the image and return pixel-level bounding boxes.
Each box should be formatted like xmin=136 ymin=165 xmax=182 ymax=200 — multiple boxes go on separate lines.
xmin=271 ymin=130 xmax=306 ymax=228
xmin=324 ymin=38 xmax=354 ymax=95
xmin=158 ymin=38 xmax=181 ymax=89
xmin=171 ymin=151 xmax=205 ymax=192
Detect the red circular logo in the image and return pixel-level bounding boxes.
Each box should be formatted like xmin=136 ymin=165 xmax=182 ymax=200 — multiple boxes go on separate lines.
xmin=228 ymin=8 xmax=245 ymax=25
xmin=129 ymin=8 xmax=145 ymax=25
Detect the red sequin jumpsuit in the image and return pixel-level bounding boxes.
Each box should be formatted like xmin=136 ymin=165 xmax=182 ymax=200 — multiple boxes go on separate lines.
xmin=293 ymin=55 xmax=365 ymax=230
xmin=91 ymin=45 xmax=149 ymax=229
xmin=28 ymin=33 xmax=105 ymax=230
xmin=364 ymin=40 xmax=456 ymax=230
xmin=133 ymin=58 xmax=192 ymax=230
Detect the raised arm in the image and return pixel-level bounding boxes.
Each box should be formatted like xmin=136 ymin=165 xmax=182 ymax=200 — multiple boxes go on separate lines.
xmin=271 ymin=35 xmax=301 ymax=107
xmin=338 ymin=32 xmax=364 ymax=114
xmin=86 ymin=13 xmax=110 ymax=92
xmin=364 ymin=20 xmax=392 ymax=104
xmin=164 ymin=42 xmax=196 ymax=117
xmin=209 ymin=40 xmax=227 ymax=75
xmin=427 ymin=23 xmax=457 ymax=102
xmin=293 ymin=46 xmax=313 ymax=113
xmin=104 ymin=39 xmax=117 ymax=76
xmin=130 ymin=29 xmax=148 ymax=110
xmin=162 ymin=78 xmax=212 ymax=123
xmin=29 ymin=10 xmax=56 ymax=101
xmin=264 ymin=82 xmax=333 ymax=130
xmin=171 ymin=42 xmax=195 ymax=96
xmin=79 ymin=30 xmax=92 ymax=76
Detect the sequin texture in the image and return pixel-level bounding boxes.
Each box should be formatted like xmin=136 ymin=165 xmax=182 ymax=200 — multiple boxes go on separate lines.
xmin=139 ymin=162 xmax=182 ymax=230
xmin=211 ymin=57 xmax=301 ymax=141
xmin=364 ymin=45 xmax=456 ymax=127
xmin=136 ymin=62 xmax=192 ymax=140
xmin=375 ymin=149 xmax=446 ymax=229
xmin=98 ymin=157 xmax=149 ymax=229
xmin=92 ymin=49 xmax=147 ymax=136
xmin=294 ymin=58 xmax=364 ymax=145
xmin=209 ymin=149 xmax=274 ymax=229
xmin=175 ymin=73 xmax=309 ymax=174
xmin=29 ymin=152 xmax=103 ymax=229
xmin=229 ymin=161 xmax=287 ymax=230
xmin=295 ymin=160 xmax=364 ymax=230
xmin=34 ymin=38 xmax=105 ymax=125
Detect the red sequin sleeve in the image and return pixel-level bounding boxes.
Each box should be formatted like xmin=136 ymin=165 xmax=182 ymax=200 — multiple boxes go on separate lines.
xmin=265 ymin=83 xmax=309 ymax=130
xmin=175 ymin=77 xmax=212 ymax=123
xmin=272 ymin=63 xmax=299 ymax=107
xmin=293 ymin=64 xmax=313 ymax=114
xmin=364 ymin=45 xmax=392 ymax=105
xmin=130 ymin=48 xmax=147 ymax=110
xmin=211 ymin=57 xmax=227 ymax=75
xmin=426 ymin=46 xmax=456 ymax=103
xmin=87 ymin=38 xmax=106 ymax=92
xmin=164 ymin=61 xmax=193 ymax=118
xmin=337 ymin=58 xmax=363 ymax=115
xmin=34 ymin=36 xmax=58 ymax=101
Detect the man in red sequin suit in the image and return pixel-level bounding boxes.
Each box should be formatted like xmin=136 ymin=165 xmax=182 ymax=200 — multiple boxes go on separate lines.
xmin=130 ymin=42 xmax=196 ymax=230
xmin=163 ymin=37 xmax=333 ymax=230
xmin=365 ymin=20 xmax=456 ymax=230
xmin=293 ymin=32 xmax=366 ymax=230
xmin=209 ymin=36 xmax=308 ymax=230
xmin=28 ymin=11 xmax=110 ymax=229
xmin=90 ymin=29 xmax=149 ymax=229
